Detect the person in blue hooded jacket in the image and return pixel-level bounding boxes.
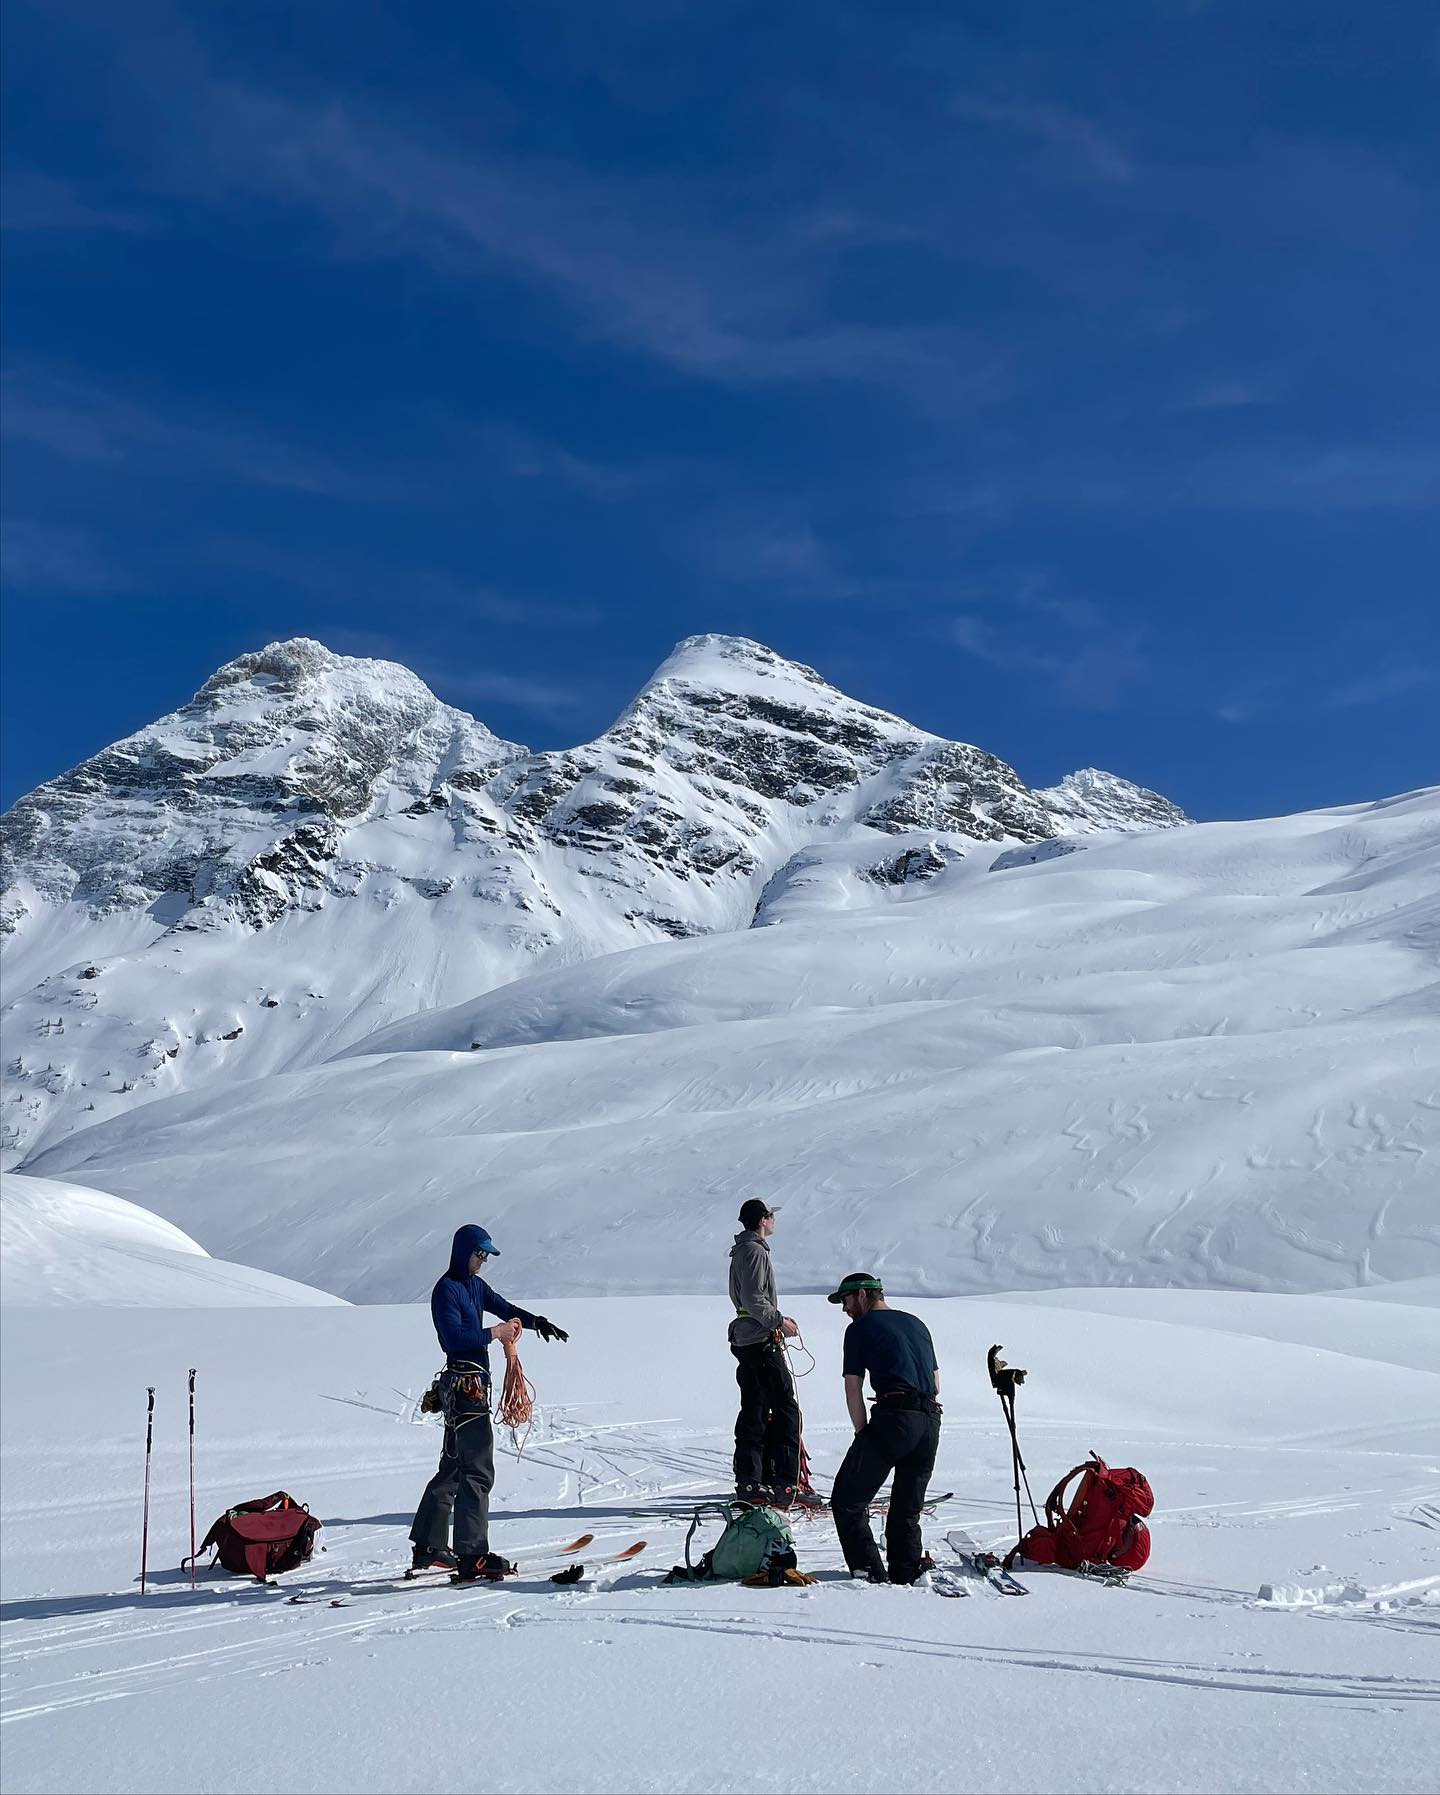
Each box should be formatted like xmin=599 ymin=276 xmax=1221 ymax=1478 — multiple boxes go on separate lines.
xmin=409 ymin=1224 xmax=569 ymax=1582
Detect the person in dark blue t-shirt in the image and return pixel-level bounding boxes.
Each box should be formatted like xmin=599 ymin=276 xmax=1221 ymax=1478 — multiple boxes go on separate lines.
xmin=827 ymin=1271 xmax=941 ymax=1583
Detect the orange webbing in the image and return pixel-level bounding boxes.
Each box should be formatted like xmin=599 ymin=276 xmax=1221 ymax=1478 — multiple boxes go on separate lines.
xmin=495 ymin=1333 xmax=537 ymax=1456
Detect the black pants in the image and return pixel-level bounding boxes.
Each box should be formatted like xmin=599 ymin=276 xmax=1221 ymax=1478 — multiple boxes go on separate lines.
xmin=410 ymin=1390 xmax=495 ymax=1559
xmin=731 ymin=1338 xmax=801 ymax=1492
xmin=831 ymin=1404 xmax=941 ymax=1580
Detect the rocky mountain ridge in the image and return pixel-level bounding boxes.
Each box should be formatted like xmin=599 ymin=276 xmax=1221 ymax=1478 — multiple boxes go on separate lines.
xmin=1 ymin=633 xmax=1187 ymax=1165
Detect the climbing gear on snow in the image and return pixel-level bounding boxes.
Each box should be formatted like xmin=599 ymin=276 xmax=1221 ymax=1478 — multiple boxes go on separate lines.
xmin=741 ymin=1565 xmax=816 ymax=1587
xmin=184 ymin=1491 xmax=322 ymax=1583
xmin=1006 ymin=1454 xmax=1153 ymax=1574
xmin=495 ymin=1332 xmax=536 ymax=1455
xmin=665 ymin=1501 xmax=802 ymax=1585
xmin=776 ymin=1325 xmax=821 ymax=1507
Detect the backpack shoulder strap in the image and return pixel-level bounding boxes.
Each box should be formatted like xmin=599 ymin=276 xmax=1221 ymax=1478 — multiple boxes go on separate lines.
xmin=1044 ymin=1463 xmax=1091 ymax=1527
xmin=181 ymin=1516 xmax=226 ymax=1570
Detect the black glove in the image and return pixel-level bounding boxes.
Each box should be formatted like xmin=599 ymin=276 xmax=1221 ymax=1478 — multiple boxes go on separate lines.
xmin=532 ymin=1315 xmax=569 ymax=1343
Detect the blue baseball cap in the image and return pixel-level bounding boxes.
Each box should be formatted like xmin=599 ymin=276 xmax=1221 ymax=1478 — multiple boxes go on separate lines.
xmin=451 ymin=1223 xmax=500 ymax=1271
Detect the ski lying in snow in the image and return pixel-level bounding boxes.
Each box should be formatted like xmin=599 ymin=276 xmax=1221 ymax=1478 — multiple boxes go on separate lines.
xmin=444 ymin=1539 xmax=650 ymax=1586
xmin=944 ymin=1530 xmax=1027 ymax=1596
xmin=285 ymin=1536 xmax=636 ymax=1605
xmin=403 ymin=1533 xmax=595 ymax=1580
xmin=923 ymin=1563 xmax=972 ymax=1599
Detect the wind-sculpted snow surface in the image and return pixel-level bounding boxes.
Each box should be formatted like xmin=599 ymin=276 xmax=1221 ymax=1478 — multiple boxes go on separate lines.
xmin=2 ymin=1290 xmax=1437 ymax=1794
xmin=1 ymin=634 xmax=1182 ymax=1165
xmin=29 ymin=788 xmax=1439 ymax=1303
xmin=0 ymin=1172 xmax=344 ymax=1307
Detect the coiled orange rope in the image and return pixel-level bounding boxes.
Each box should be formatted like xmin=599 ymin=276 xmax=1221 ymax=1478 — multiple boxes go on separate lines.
xmin=495 ymin=1333 xmax=537 ymax=1456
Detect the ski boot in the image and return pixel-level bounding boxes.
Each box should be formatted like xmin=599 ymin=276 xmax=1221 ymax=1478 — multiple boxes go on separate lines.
xmin=409 ymin=1546 xmax=458 ymax=1576
xmin=888 ymin=1551 xmax=934 ymax=1587
xmin=451 ymin=1552 xmax=517 ymax=1584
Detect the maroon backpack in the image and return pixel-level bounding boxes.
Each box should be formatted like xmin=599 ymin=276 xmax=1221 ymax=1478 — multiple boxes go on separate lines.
xmin=1007 ymin=1454 xmax=1153 ymax=1574
xmin=184 ymin=1491 xmax=322 ymax=1582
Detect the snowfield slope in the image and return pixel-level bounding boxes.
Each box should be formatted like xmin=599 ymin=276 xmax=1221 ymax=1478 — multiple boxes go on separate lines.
xmin=1 ymin=634 xmax=1183 ymax=1168
xmin=2 ymin=1288 xmax=1436 ymax=1794
xmin=28 ymin=786 xmax=1439 ymax=1304
xmin=1 ymin=1173 xmax=344 ymax=1307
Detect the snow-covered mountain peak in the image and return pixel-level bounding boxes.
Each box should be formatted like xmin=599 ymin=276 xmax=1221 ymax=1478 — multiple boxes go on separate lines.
xmin=0 ymin=638 xmax=525 ymax=924
xmin=1037 ymin=767 xmax=1189 ymax=834
xmin=2 ymin=632 xmax=1189 ymax=1166
xmin=629 ymin=632 xmax=912 ymax=728
xmin=183 ymin=635 xmax=524 ymax=815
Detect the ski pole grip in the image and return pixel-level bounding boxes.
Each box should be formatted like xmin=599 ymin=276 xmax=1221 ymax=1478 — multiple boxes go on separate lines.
xmin=987 ymin=1344 xmax=1027 ymax=1399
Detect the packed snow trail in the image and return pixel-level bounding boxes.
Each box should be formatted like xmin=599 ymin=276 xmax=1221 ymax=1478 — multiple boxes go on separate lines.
xmin=3 ymin=1291 xmax=1437 ymax=1794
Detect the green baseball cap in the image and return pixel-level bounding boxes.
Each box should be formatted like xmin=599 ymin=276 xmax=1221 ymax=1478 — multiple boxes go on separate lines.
xmin=826 ymin=1272 xmax=884 ymax=1304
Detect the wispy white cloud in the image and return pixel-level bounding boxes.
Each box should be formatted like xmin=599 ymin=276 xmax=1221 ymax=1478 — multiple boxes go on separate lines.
xmin=1 ymin=171 xmax=149 ymax=234
xmin=203 ymin=540 xmax=598 ymax=627
xmin=682 ymin=511 xmax=868 ymax=603
xmin=935 ymin=437 xmax=1440 ymax=517
xmin=180 ymin=85 xmax=987 ymax=399
xmin=949 ymin=94 xmax=1133 ymax=183
xmin=1323 ymin=666 xmax=1434 ymax=709
xmin=425 ymin=666 xmax=583 ymax=721
xmin=1 ymin=370 xmax=407 ymax=503
xmin=478 ymin=427 xmax=654 ymax=501
xmin=948 ymin=571 xmax=1148 ymax=710
xmin=0 ymin=519 xmax=135 ymax=593
xmin=1172 ymin=373 xmax=1287 ymax=413
xmin=949 ymin=613 xmax=1059 ymax=674
xmin=1216 ymin=658 xmax=1435 ymax=725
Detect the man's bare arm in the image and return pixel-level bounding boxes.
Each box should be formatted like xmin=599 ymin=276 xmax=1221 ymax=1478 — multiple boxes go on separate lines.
xmin=844 ymin=1373 xmax=868 ymax=1434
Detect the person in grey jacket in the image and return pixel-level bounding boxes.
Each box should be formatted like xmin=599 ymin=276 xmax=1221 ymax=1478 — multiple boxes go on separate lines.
xmin=728 ymin=1198 xmax=802 ymax=1505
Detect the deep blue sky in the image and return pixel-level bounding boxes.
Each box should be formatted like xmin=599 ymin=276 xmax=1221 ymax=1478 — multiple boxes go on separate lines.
xmin=3 ymin=1 xmax=1436 ymax=819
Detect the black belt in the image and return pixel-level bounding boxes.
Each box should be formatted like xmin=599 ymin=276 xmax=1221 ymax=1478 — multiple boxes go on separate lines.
xmin=874 ymin=1389 xmax=941 ymax=1413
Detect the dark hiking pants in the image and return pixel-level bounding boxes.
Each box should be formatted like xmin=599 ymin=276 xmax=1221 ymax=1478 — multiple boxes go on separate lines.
xmin=410 ymin=1389 xmax=496 ymax=1559
xmin=731 ymin=1337 xmax=801 ymax=1493
xmin=831 ymin=1400 xmax=941 ymax=1581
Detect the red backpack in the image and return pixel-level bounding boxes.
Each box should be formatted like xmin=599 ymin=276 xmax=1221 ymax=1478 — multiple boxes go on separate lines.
xmin=1007 ymin=1454 xmax=1153 ymax=1574
xmin=184 ymin=1491 xmax=322 ymax=1583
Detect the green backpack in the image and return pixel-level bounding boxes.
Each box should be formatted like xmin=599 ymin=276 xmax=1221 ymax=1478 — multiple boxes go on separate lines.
xmin=667 ymin=1503 xmax=798 ymax=1583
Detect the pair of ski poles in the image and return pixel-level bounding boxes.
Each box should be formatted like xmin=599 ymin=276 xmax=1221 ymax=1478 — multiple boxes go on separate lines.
xmin=140 ymin=1369 xmax=197 ymax=1594
xmin=988 ymin=1344 xmax=1040 ymax=1552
